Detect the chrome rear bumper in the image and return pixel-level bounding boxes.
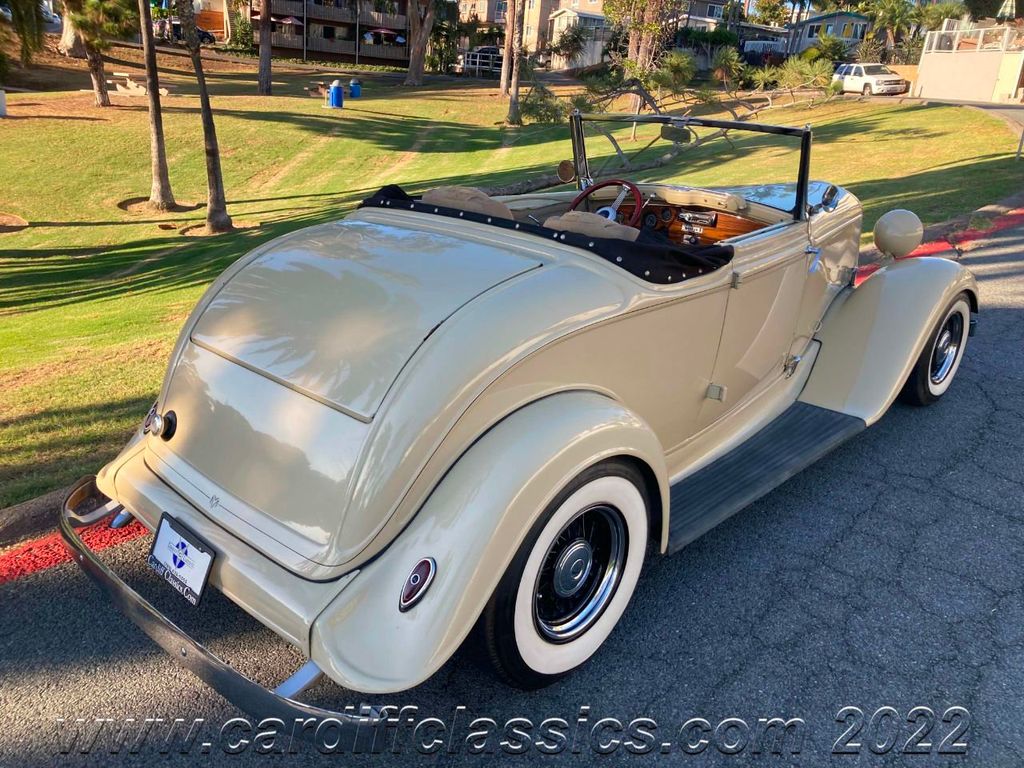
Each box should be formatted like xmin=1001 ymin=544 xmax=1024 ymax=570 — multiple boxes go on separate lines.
xmin=59 ymin=476 xmax=379 ymax=731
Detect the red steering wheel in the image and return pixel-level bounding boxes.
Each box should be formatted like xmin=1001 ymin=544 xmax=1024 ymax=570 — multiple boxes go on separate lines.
xmin=568 ymin=179 xmax=644 ymax=228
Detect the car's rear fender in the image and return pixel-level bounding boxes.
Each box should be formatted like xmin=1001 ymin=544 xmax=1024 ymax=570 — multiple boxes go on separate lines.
xmin=799 ymin=256 xmax=978 ymax=425
xmin=309 ymin=390 xmax=667 ymax=694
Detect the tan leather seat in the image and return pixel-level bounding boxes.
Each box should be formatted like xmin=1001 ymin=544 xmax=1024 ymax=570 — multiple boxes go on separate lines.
xmin=543 ymin=211 xmax=640 ymax=242
xmin=421 ymin=186 xmax=514 ymax=220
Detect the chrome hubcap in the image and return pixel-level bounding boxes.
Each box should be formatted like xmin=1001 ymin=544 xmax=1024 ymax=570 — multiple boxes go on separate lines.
xmin=534 ymin=504 xmax=627 ymax=643
xmin=930 ymin=312 xmax=964 ymax=385
xmin=553 ymin=539 xmax=593 ymax=598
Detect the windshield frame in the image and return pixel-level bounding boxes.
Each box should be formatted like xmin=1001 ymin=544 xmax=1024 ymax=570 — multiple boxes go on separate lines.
xmin=569 ymin=111 xmax=813 ymax=221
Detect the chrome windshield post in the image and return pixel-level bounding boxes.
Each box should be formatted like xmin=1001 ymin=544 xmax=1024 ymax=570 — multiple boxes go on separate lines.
xmin=569 ymin=110 xmax=593 ymax=190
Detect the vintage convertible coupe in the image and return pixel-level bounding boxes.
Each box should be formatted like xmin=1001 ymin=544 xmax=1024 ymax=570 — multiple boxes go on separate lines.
xmin=62 ymin=113 xmax=977 ymax=721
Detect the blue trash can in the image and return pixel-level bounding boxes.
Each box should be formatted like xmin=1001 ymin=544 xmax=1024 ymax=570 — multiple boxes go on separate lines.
xmin=349 ymin=78 xmax=361 ymax=98
xmin=328 ymin=80 xmax=344 ymax=109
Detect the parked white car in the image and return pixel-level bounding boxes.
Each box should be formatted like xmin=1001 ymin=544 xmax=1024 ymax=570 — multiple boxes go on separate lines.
xmin=833 ymin=63 xmax=907 ymax=96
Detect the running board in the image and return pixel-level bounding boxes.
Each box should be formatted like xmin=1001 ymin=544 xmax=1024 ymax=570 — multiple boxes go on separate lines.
xmin=667 ymin=402 xmax=865 ymax=553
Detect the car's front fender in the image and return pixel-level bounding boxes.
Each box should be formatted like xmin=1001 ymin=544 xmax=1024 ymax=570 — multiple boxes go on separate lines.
xmin=799 ymin=256 xmax=978 ymax=424
xmin=309 ymin=391 xmax=667 ymax=694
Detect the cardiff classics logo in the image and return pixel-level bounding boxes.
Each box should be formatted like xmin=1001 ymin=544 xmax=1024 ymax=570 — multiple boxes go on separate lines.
xmin=172 ymin=540 xmax=189 ymax=569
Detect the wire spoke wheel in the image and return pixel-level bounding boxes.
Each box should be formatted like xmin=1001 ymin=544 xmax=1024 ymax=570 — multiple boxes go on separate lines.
xmin=533 ymin=504 xmax=627 ymax=643
xmin=929 ymin=311 xmax=964 ymax=387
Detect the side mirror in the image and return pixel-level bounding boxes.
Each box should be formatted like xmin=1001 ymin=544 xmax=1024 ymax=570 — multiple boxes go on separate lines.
xmin=556 ymin=159 xmax=576 ymax=184
xmin=873 ymin=209 xmax=923 ymax=259
xmin=660 ymin=125 xmax=693 ymax=144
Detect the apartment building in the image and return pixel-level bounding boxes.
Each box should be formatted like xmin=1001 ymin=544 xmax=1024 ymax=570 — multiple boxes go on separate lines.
xmin=252 ymin=0 xmax=411 ymax=64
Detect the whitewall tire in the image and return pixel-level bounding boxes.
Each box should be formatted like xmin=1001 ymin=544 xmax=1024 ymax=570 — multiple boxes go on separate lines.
xmin=900 ymin=292 xmax=971 ymax=406
xmin=482 ymin=459 xmax=649 ymax=689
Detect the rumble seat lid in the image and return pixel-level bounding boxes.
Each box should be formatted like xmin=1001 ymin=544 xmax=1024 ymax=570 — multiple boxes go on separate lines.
xmin=191 ymin=220 xmax=540 ymax=420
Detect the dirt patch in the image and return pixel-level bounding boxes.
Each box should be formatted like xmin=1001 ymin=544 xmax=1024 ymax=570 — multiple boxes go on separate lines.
xmin=179 ymin=220 xmax=260 ymax=237
xmin=116 ymin=197 xmax=203 ymax=214
xmin=0 ymin=214 xmax=29 ymax=234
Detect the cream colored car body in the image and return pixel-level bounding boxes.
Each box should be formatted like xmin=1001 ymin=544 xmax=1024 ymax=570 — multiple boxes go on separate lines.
xmin=93 ymin=178 xmax=977 ymax=695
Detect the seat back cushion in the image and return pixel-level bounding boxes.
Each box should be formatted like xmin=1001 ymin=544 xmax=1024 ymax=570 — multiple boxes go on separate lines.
xmin=421 ymin=186 xmax=514 ymax=220
xmin=543 ymin=211 xmax=640 ymax=242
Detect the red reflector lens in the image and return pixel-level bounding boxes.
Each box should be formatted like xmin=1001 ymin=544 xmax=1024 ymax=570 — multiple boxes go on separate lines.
xmin=399 ymin=557 xmax=436 ymax=612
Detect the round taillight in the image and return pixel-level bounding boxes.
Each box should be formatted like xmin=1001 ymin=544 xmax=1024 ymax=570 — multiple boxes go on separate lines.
xmin=399 ymin=557 xmax=436 ymax=612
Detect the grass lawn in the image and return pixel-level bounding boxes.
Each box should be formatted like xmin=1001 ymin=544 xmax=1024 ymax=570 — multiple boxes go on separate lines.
xmin=1 ymin=47 xmax=1021 ymax=508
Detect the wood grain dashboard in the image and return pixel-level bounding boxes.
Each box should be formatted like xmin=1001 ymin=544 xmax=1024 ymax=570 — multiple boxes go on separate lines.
xmin=617 ymin=203 xmax=764 ymax=246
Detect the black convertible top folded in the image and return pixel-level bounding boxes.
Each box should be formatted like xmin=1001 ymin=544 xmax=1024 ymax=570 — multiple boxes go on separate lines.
xmin=359 ymin=186 xmax=733 ymax=285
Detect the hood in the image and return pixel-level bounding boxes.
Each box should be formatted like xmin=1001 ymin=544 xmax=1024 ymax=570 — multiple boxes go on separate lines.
xmin=190 ymin=220 xmax=541 ymax=421
xmin=148 ymin=219 xmax=541 ymax=570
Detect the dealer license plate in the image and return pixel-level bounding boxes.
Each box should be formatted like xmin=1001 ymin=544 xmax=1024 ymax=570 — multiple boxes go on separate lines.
xmin=147 ymin=514 xmax=215 ymax=607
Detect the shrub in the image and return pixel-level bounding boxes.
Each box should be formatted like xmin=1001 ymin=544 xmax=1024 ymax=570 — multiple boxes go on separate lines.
xmin=520 ymin=84 xmax=568 ymax=124
xmin=802 ymin=32 xmax=848 ymax=65
xmin=231 ymin=14 xmax=254 ymax=52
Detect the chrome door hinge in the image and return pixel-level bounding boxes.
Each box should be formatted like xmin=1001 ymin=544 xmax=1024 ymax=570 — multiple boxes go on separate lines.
xmin=706 ymin=383 xmax=728 ymax=401
xmin=783 ymin=354 xmax=802 ymax=378
xmin=806 ymin=245 xmax=823 ymax=274
xmin=730 ymin=272 xmax=743 ymax=289
xmin=838 ymin=265 xmax=857 ymax=285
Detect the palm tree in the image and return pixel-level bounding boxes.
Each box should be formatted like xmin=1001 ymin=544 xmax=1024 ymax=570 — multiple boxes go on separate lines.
xmin=7 ymin=0 xmax=45 ymax=63
xmin=175 ymin=0 xmax=233 ymax=233
xmin=58 ymin=0 xmax=87 ymax=58
xmin=69 ymin=0 xmax=137 ymax=107
xmin=257 ymin=0 xmax=271 ymax=94
xmin=405 ymin=0 xmax=438 ymax=86
xmin=499 ymin=0 xmax=516 ymax=94
xmin=137 ymin=0 xmax=175 ymax=209
xmin=862 ymin=0 xmax=915 ymax=47
xmin=505 ymin=0 xmax=525 ymax=124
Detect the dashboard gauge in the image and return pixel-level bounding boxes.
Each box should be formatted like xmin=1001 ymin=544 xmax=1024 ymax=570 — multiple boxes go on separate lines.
xmin=660 ymin=207 xmax=674 ymax=223
xmin=643 ymin=212 xmax=659 ymax=229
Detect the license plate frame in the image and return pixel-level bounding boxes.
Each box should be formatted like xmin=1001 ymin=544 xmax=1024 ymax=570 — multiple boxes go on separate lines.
xmin=147 ymin=513 xmax=215 ymax=608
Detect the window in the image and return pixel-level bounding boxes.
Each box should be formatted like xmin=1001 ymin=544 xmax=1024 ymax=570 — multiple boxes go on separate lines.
xmin=806 ymin=23 xmax=820 ymax=39
xmin=841 ymin=22 xmax=851 ymax=37
xmin=707 ymin=3 xmax=724 ymax=18
xmin=852 ymin=66 xmax=863 ymax=77
xmin=527 ymin=0 xmax=534 ymax=7
xmin=825 ymin=23 xmax=833 ymax=35
xmin=853 ymin=22 xmax=866 ymax=39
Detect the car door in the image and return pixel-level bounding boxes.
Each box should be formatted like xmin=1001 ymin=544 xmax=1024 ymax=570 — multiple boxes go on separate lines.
xmin=848 ymin=65 xmax=865 ymax=92
xmin=834 ymin=64 xmax=849 ymax=91
xmin=695 ymin=221 xmax=811 ymax=430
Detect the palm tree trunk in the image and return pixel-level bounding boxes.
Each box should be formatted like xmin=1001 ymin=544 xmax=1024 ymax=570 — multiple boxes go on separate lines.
xmin=499 ymin=0 xmax=516 ymax=94
xmin=85 ymin=43 xmax=110 ymax=106
xmin=176 ymin=0 xmax=233 ymax=233
xmin=505 ymin=0 xmax=524 ymax=124
xmin=138 ymin=0 xmax=176 ymax=209
xmin=58 ymin=1 xmax=87 ymax=58
xmin=403 ymin=0 xmax=435 ymax=86
xmin=258 ymin=0 xmax=272 ymax=95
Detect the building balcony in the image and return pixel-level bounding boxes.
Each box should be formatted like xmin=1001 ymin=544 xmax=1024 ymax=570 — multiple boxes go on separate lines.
xmin=269 ymin=0 xmax=305 ymax=16
xmin=307 ymin=2 xmax=357 ymax=22
xmin=267 ymin=1 xmax=406 ymax=28
xmin=254 ymin=30 xmax=304 ymax=48
xmin=358 ymin=9 xmax=406 ymax=29
xmin=307 ymin=35 xmax=357 ymax=54
xmin=359 ymin=41 xmax=407 ymax=59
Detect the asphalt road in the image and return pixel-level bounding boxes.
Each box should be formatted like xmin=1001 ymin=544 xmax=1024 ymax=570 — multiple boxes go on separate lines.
xmin=2 ymin=229 xmax=1023 ymax=767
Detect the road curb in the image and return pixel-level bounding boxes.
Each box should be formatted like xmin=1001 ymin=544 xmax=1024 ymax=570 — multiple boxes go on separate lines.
xmin=0 ymin=486 xmax=69 ymax=550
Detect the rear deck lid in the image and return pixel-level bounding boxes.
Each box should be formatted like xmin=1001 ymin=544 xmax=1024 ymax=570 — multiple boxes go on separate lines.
xmin=191 ymin=219 xmax=540 ymax=420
